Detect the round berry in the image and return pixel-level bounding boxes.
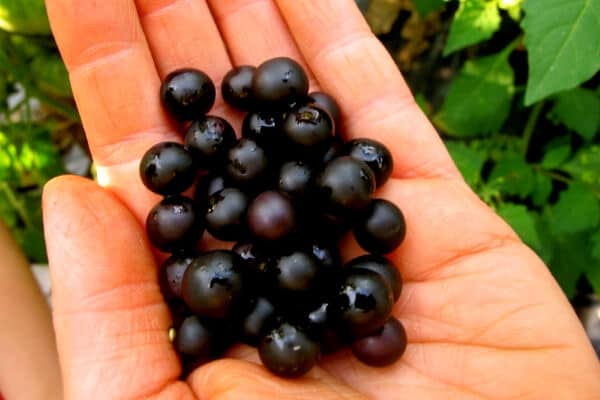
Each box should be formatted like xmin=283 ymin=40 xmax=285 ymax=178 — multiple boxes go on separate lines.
xmin=253 ymin=57 xmax=309 ymax=107
xmin=194 ymin=173 xmax=227 ymax=210
xmin=160 ymin=68 xmax=215 ymax=121
xmin=185 ymin=116 xmax=236 ymax=168
xmin=247 ymin=191 xmax=296 ymax=241
xmin=181 ymin=250 xmax=246 ymax=319
xmin=146 ymin=195 xmax=202 ymax=252
xmin=175 ymin=315 xmax=217 ymax=359
xmin=139 ymin=142 xmax=196 ymax=195
xmin=221 ymin=65 xmax=256 ymax=111
xmin=282 ymin=105 xmax=333 ymax=156
xmin=225 ymin=139 xmax=268 ymax=187
xmin=343 ymin=139 xmax=393 ymax=188
xmin=345 ymin=255 xmax=402 ymax=301
xmin=317 ymin=156 xmax=376 ymax=216
xmin=159 ymin=254 xmax=195 ymax=300
xmin=321 ymin=136 xmax=343 ymax=165
xmin=354 ymin=199 xmax=406 ymax=254
xmin=333 ymin=269 xmax=394 ymax=339
xmin=258 ymin=322 xmax=320 ymax=378
xmin=278 ymin=161 xmax=313 ymax=199
xmin=308 ymin=91 xmax=341 ymax=127
xmin=269 ymin=250 xmax=319 ymax=296
xmin=351 ymin=317 xmax=407 ymax=367
xmin=205 ymin=188 xmax=248 ymax=242
xmin=241 ymin=297 xmax=277 ymax=346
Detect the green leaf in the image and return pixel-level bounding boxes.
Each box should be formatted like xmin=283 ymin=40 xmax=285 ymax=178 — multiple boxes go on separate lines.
xmin=499 ymin=0 xmax=523 ymax=20
xmin=549 ymin=232 xmax=589 ymax=298
xmin=445 ymin=141 xmax=487 ymax=187
xmin=444 ymin=0 xmax=501 ymax=55
xmin=562 ymin=145 xmax=600 ymax=191
xmin=31 ymin=52 xmax=72 ymax=98
xmin=434 ymin=44 xmax=515 ymax=137
xmin=550 ymin=183 xmax=600 ymax=235
xmin=531 ymin=172 xmax=553 ymax=206
xmin=413 ymin=0 xmax=446 ymax=16
xmin=14 ymin=227 xmax=47 ymax=263
xmin=541 ymin=136 xmax=571 ymax=169
xmin=488 ymin=152 xmax=535 ymax=198
xmin=548 ymin=88 xmax=600 ymax=140
xmin=497 ymin=203 xmax=542 ymax=251
xmin=0 ymin=0 xmax=50 ymax=34
xmin=591 ymin=230 xmax=600 ymax=261
xmin=522 ymin=0 xmax=600 ymax=105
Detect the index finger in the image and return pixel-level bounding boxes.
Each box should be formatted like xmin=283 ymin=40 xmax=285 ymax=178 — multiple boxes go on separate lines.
xmin=275 ymin=0 xmax=459 ymax=179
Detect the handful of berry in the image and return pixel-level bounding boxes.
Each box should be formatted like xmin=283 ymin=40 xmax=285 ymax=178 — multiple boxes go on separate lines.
xmin=140 ymin=57 xmax=407 ymax=378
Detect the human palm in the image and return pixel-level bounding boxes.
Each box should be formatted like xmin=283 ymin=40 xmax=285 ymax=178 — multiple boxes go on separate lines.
xmin=42 ymin=0 xmax=600 ymax=399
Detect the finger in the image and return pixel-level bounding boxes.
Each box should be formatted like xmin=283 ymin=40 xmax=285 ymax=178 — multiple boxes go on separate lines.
xmin=134 ymin=0 xmax=239 ymax=123
xmin=42 ymin=176 xmax=193 ymax=400
xmin=275 ymin=0 xmax=460 ymax=179
xmin=207 ymin=0 xmax=318 ymax=88
xmin=46 ymin=0 xmax=177 ymax=223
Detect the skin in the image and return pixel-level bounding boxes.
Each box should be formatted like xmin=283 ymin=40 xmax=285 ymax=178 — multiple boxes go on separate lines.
xmin=0 ymin=221 xmax=62 ymax=399
xmin=42 ymin=0 xmax=600 ymax=399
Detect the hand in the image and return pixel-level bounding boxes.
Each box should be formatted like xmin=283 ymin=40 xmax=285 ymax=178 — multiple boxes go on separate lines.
xmin=42 ymin=1 xmax=600 ymax=399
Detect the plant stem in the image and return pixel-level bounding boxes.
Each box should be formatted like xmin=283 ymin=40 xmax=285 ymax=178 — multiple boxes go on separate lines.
xmin=0 ymin=182 xmax=32 ymax=229
xmin=532 ymin=165 xmax=572 ymax=184
xmin=522 ymin=101 xmax=544 ymax=155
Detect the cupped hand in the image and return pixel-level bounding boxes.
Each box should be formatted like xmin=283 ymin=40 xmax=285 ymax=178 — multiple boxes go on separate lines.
xmin=42 ymin=1 xmax=600 ymax=399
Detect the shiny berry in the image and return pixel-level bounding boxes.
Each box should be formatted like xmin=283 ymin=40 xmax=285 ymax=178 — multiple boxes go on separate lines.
xmin=146 ymin=195 xmax=202 ymax=252
xmin=241 ymin=297 xmax=277 ymax=345
xmin=160 ymin=68 xmax=215 ymax=121
xmin=175 ymin=315 xmax=217 ymax=360
xmin=321 ymin=136 xmax=343 ymax=165
xmin=139 ymin=142 xmax=196 ymax=195
xmin=269 ymin=250 xmax=319 ymax=296
xmin=308 ymin=91 xmax=341 ymax=127
xmin=221 ymin=65 xmax=256 ymax=111
xmin=258 ymin=322 xmax=320 ymax=378
xmin=181 ymin=250 xmax=245 ymax=319
xmin=345 ymin=255 xmax=402 ymax=301
xmin=351 ymin=317 xmax=407 ymax=367
xmin=242 ymin=111 xmax=283 ymax=148
xmin=225 ymin=139 xmax=268 ymax=187
xmin=194 ymin=173 xmax=227 ymax=210
xmin=253 ymin=57 xmax=309 ymax=107
xmin=184 ymin=116 xmax=236 ymax=168
xmin=354 ymin=199 xmax=406 ymax=254
xmin=159 ymin=254 xmax=195 ymax=300
xmin=282 ymin=105 xmax=333 ymax=156
xmin=205 ymin=188 xmax=248 ymax=242
xmin=278 ymin=161 xmax=313 ymax=199
xmin=247 ymin=191 xmax=296 ymax=241
xmin=343 ymin=139 xmax=393 ymax=187
xmin=310 ymin=242 xmax=342 ymax=280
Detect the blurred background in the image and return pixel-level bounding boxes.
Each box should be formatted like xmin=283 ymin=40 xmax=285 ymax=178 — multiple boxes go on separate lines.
xmin=0 ymin=0 xmax=598 ymax=349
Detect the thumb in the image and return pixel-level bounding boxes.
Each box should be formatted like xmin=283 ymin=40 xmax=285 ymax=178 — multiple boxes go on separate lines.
xmin=42 ymin=176 xmax=192 ymax=399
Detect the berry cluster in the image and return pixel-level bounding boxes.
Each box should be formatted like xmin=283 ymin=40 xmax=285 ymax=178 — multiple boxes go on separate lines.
xmin=140 ymin=57 xmax=407 ymax=378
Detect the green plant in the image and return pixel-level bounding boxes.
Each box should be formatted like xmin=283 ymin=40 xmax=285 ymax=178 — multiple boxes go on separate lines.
xmin=363 ymin=0 xmax=600 ymax=298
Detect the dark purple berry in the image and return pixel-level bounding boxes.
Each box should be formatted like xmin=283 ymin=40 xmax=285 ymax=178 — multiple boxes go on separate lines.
xmin=354 ymin=199 xmax=406 ymax=254
xmin=181 ymin=250 xmax=246 ymax=319
xmin=159 ymin=254 xmax=195 ymax=300
xmin=252 ymin=57 xmax=309 ymax=107
xmin=160 ymin=68 xmax=215 ymax=121
xmin=221 ymin=65 xmax=256 ymax=111
xmin=282 ymin=105 xmax=334 ymax=156
xmin=269 ymin=250 xmax=319 ymax=296
xmin=345 ymin=255 xmax=402 ymax=301
xmin=307 ymin=91 xmax=341 ymax=127
xmin=247 ymin=191 xmax=296 ymax=241
xmin=343 ymin=139 xmax=393 ymax=187
xmin=351 ymin=317 xmax=407 ymax=367
xmin=225 ymin=139 xmax=268 ymax=187
xmin=175 ymin=315 xmax=217 ymax=360
xmin=321 ymin=136 xmax=343 ymax=165
xmin=205 ymin=188 xmax=248 ymax=242
xmin=184 ymin=116 xmax=236 ymax=168
xmin=278 ymin=161 xmax=313 ymax=199
xmin=139 ymin=142 xmax=196 ymax=195
xmin=146 ymin=195 xmax=202 ymax=252
xmin=258 ymin=322 xmax=320 ymax=378
xmin=241 ymin=297 xmax=277 ymax=346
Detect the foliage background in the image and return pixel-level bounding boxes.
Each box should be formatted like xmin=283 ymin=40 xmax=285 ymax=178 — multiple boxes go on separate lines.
xmin=0 ymin=0 xmax=599 ymax=299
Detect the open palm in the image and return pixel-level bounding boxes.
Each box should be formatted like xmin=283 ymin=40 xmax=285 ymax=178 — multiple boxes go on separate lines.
xmin=42 ymin=1 xmax=600 ymax=399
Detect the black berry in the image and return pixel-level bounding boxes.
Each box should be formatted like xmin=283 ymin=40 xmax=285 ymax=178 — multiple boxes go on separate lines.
xmin=351 ymin=317 xmax=407 ymax=367
xmin=278 ymin=161 xmax=314 ymax=199
xmin=253 ymin=57 xmax=309 ymax=107
xmin=308 ymin=91 xmax=341 ymax=127
xmin=345 ymin=255 xmax=402 ymax=301
xmin=146 ymin=195 xmax=202 ymax=252
xmin=185 ymin=116 xmax=236 ymax=168
xmin=241 ymin=111 xmax=284 ymax=150
xmin=225 ymin=138 xmax=269 ymax=187
xmin=247 ymin=191 xmax=296 ymax=241
xmin=240 ymin=297 xmax=277 ymax=345
xmin=159 ymin=254 xmax=195 ymax=300
xmin=282 ymin=105 xmax=334 ymax=156
xmin=221 ymin=65 xmax=256 ymax=111
xmin=176 ymin=315 xmax=218 ymax=360
xmin=343 ymin=139 xmax=393 ymax=188
xmin=160 ymin=68 xmax=216 ymax=121
xmin=139 ymin=142 xmax=196 ymax=195
xmin=269 ymin=250 xmax=319 ymax=297
xmin=205 ymin=188 xmax=248 ymax=242
xmin=354 ymin=199 xmax=406 ymax=254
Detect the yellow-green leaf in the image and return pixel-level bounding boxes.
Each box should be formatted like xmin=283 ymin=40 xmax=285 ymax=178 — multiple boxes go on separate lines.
xmin=444 ymin=0 xmax=501 ymax=55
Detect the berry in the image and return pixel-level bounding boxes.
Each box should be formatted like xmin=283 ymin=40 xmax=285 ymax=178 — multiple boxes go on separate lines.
xmin=241 ymin=111 xmax=283 ymax=148
xmin=259 ymin=322 xmax=320 ymax=378
xmin=307 ymin=91 xmax=341 ymax=127
xmin=185 ymin=116 xmax=236 ymax=168
xmin=139 ymin=142 xmax=196 ymax=195
xmin=351 ymin=317 xmax=407 ymax=367
xmin=241 ymin=297 xmax=277 ymax=345
xmin=181 ymin=250 xmax=246 ymax=319
xmin=221 ymin=65 xmax=256 ymax=111
xmin=253 ymin=57 xmax=309 ymax=107
xmin=321 ymin=136 xmax=343 ymax=165
xmin=159 ymin=254 xmax=195 ymax=300
xmin=345 ymin=255 xmax=402 ymax=301
xmin=269 ymin=250 xmax=319 ymax=297
xmin=176 ymin=315 xmax=218 ymax=360
xmin=225 ymin=138 xmax=269 ymax=187
xmin=282 ymin=105 xmax=334 ymax=156
xmin=247 ymin=191 xmax=296 ymax=241
xmin=343 ymin=139 xmax=393 ymax=188
xmin=278 ymin=161 xmax=313 ymax=199
xmin=205 ymin=188 xmax=248 ymax=242
xmin=146 ymin=195 xmax=202 ymax=252
xmin=310 ymin=242 xmax=342 ymax=281
xmin=333 ymin=269 xmax=394 ymax=339
xmin=354 ymin=199 xmax=406 ymax=254
xmin=194 ymin=173 xmax=227 ymax=210
xmin=317 ymin=156 xmax=376 ymax=216
xmin=160 ymin=68 xmax=215 ymax=121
